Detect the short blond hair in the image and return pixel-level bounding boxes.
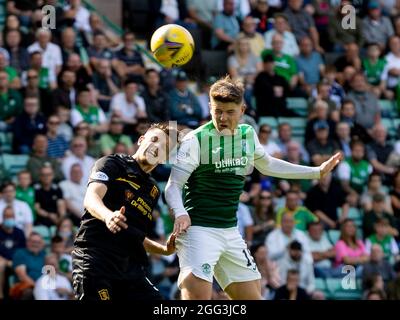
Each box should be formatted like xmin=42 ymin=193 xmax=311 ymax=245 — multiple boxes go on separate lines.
xmin=210 ymin=75 xmax=244 ymax=105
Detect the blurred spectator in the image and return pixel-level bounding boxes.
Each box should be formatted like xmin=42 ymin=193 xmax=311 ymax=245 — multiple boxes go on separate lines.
xmin=258 ymin=124 xmax=282 ymax=158
xmin=0 ymin=70 xmax=23 ymax=130
xmin=26 ymin=134 xmax=64 ymax=183
xmin=196 ymin=77 xmax=214 ymax=120
xmin=308 ymin=82 xmax=337 ymax=119
xmin=64 ymin=53 xmax=92 ymax=91
xmin=63 ymin=0 xmax=91 ymax=33
xmin=266 ymin=212 xmax=311 ymax=261
xmin=274 ymin=269 xmax=311 ymax=300
xmin=334 ymin=219 xmax=369 ymax=272
xmin=362 ymin=1 xmax=394 ymax=50
xmin=306 ymin=221 xmax=336 ymax=278
xmin=56 ymin=218 xmax=76 ymax=254
xmin=59 ymin=164 xmax=85 ymax=226
xmin=16 ymin=171 xmax=36 ymax=216
xmin=362 ymin=43 xmax=390 ymax=99
xmin=27 ymin=51 xmax=56 ymax=90
xmin=305 ymin=172 xmax=348 ymax=229
xmin=237 ymin=193 xmax=254 ymax=243
xmin=276 ymin=190 xmax=318 ymax=232
xmin=362 ymin=245 xmax=395 ymax=289
xmin=253 ymin=53 xmax=294 ymax=117
xmin=60 ymin=27 xmax=81 ymax=64
xmin=324 ymin=65 xmax=345 ymax=108
xmin=334 ymin=42 xmax=362 ymax=80
xmin=142 ymin=69 xmax=171 ymax=123
xmin=46 ymin=114 xmax=69 ymax=159
xmin=12 ymin=96 xmax=47 ymax=154
xmin=363 ymin=193 xmax=398 ymax=239
xmin=306 ymin=120 xmax=340 ymax=166
xmin=390 ymin=171 xmax=400 ymax=227
xmin=227 ymin=36 xmax=262 ymax=87
xmin=365 ymin=288 xmax=387 ymax=300
xmin=365 ymin=219 xmax=399 ymax=262
xmin=152 ymin=0 xmax=193 ymax=29
xmin=115 ymin=32 xmax=145 ymax=81
xmin=27 ymin=28 xmax=63 ymax=77
xmin=335 ymin=122 xmax=351 ymax=158
xmin=74 ymin=121 xmax=102 ymax=158
xmin=211 ymin=0 xmax=240 ymax=50
xmin=248 ymin=0 xmax=273 ymax=34
xmin=296 ymin=36 xmax=325 ymax=96
xmin=100 ymin=116 xmax=134 ymax=156
xmin=4 ymin=30 xmax=30 ymax=74
xmin=284 ymin=0 xmax=323 ymax=52
xmin=264 ymin=13 xmax=299 ymax=56
xmin=167 ymin=71 xmax=202 ymax=128
xmin=2 ymin=14 xmax=31 ymax=47
xmin=84 ymin=13 xmax=120 ymax=48
xmin=387 ymin=261 xmax=400 ymax=299
xmin=347 ymin=73 xmax=381 ymax=131
xmin=70 ymin=88 xmax=108 ymax=134
xmin=34 ymin=165 xmax=66 ymax=228
xmin=261 ymin=34 xmax=298 ymax=89
xmin=187 ymin=0 xmax=219 ymax=47
xmin=382 ymin=36 xmax=400 ymax=91
xmin=328 ymin=0 xmax=364 ymax=51
xmin=87 ymin=31 xmax=118 ymax=72
xmin=218 ymin=0 xmax=250 ymax=21
xmin=250 ymin=243 xmax=280 ymax=299
xmin=110 ymin=78 xmax=147 ymax=128
xmin=50 ymin=235 xmax=73 ymax=277
xmin=367 ymin=124 xmax=395 ymax=177
xmin=277 ymin=240 xmax=316 ymax=294
xmin=276 ymin=122 xmax=309 ymax=162
xmin=337 ymin=140 xmax=372 ymax=195
xmin=6 ymin=1 xmax=38 ymax=27
xmin=56 ymin=105 xmax=73 ymax=143
xmin=11 ymin=232 xmax=46 ymax=300
xmin=52 ymin=69 xmax=77 ymax=110
xmin=305 ymin=100 xmax=336 ymax=144
xmin=62 ymin=136 xmax=95 ymax=183
xmin=0 ymin=205 xmax=26 ymax=300
xmin=252 ymin=191 xmax=276 ymax=243
xmin=33 ymin=253 xmax=74 ymax=300
xmin=92 ymin=59 xmax=120 ymax=112
xmin=238 ymin=16 xmax=265 ymax=57
xmin=360 ymin=173 xmax=392 ymax=213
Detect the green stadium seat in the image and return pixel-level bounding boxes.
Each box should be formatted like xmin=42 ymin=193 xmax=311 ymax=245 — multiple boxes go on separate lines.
xmin=286 ymin=98 xmax=308 ymax=117
xmin=32 ymin=225 xmax=52 ymax=246
xmin=278 ymin=117 xmax=307 ymax=137
xmin=0 ymin=132 xmax=13 ymax=153
xmin=327 ymin=229 xmax=340 ymax=245
xmin=1 ymin=154 xmax=29 ymax=178
xmin=315 ymin=278 xmax=330 ymax=298
xmin=379 ymin=100 xmax=396 ymax=118
xmin=381 ymin=118 xmax=396 ymax=138
xmin=326 ymin=278 xmax=363 ymax=300
xmin=258 ymin=117 xmax=279 ymax=130
xmin=337 ymin=207 xmax=363 ymax=227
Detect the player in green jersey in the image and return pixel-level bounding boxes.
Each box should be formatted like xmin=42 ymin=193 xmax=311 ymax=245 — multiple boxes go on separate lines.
xmin=165 ymin=76 xmax=342 ymax=300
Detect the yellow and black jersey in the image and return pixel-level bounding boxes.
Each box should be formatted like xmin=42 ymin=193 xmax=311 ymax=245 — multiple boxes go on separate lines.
xmin=73 ymin=154 xmax=160 ymax=279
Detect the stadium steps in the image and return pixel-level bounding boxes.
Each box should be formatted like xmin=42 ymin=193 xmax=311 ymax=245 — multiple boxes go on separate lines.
xmin=0 ymin=153 xmax=29 ymax=179
xmin=258 ymin=117 xmax=279 ymax=130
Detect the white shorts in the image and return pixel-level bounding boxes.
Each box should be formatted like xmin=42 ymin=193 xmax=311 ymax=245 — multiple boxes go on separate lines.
xmin=175 ymin=226 xmax=261 ymax=290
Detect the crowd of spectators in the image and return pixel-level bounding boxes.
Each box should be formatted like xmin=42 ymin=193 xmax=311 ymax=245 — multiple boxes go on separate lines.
xmin=2 ymin=0 xmax=400 ymax=300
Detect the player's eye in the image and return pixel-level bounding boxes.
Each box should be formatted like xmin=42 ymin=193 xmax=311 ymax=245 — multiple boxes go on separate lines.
xmin=151 ymin=136 xmax=158 ymax=142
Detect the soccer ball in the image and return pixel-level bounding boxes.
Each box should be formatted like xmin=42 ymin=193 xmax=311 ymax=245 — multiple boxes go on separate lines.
xmin=150 ymin=24 xmax=195 ymax=68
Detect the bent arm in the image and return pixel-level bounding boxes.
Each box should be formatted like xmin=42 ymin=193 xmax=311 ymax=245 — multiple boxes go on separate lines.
xmin=83 ymin=182 xmax=113 ymax=222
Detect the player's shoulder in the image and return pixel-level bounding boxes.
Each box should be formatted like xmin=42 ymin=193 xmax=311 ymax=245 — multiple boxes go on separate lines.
xmin=237 ymin=123 xmax=256 ymax=135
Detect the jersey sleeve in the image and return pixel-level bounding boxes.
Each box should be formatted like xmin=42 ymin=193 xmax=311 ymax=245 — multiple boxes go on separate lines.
xmin=165 ymin=134 xmax=200 ymax=218
xmin=87 ymin=156 xmax=121 ymax=187
xmin=252 ymin=129 xmax=320 ymax=179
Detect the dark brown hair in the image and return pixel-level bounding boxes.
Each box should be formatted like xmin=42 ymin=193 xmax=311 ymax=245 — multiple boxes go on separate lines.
xmin=210 ymin=75 xmax=244 ymax=104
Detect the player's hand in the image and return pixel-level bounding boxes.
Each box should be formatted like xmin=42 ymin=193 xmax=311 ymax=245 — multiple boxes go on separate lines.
xmin=173 ymin=215 xmax=191 ymax=236
xmin=105 ymin=206 xmax=128 ymax=233
xmin=164 ymin=233 xmax=176 ymax=255
xmin=320 ymin=152 xmax=343 ymax=178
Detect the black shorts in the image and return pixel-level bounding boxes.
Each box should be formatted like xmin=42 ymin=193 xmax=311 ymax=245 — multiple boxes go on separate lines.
xmin=72 ymin=272 xmax=163 ymax=301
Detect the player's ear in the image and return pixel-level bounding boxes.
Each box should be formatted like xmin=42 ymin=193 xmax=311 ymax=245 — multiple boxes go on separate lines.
xmin=241 ymin=103 xmax=246 ymax=115
xmin=138 ymin=135 xmax=145 ymax=146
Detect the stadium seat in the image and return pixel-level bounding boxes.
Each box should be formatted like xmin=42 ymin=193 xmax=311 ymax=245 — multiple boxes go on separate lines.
xmin=258 ymin=117 xmax=278 ymax=130
xmin=0 ymin=132 xmax=13 ymax=153
xmin=32 ymin=225 xmax=52 ymax=246
xmin=381 ymin=118 xmax=396 ymax=139
xmin=277 ymin=117 xmax=307 ymax=137
xmin=337 ymin=207 xmax=363 ymax=227
xmin=0 ymin=154 xmax=29 ymax=178
xmin=327 ymin=229 xmax=340 ymax=245
xmin=379 ymin=100 xmax=397 ymax=118
xmin=315 ymin=278 xmax=330 ymax=298
xmin=326 ymin=278 xmax=363 ymax=300
xmin=286 ymin=98 xmax=308 ymax=117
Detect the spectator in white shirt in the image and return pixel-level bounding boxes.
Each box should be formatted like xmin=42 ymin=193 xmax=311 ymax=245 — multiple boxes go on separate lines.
xmin=64 ymin=0 xmax=91 ymax=33
xmin=266 ymin=212 xmax=312 ymax=262
xmin=62 ymin=136 xmax=95 ymax=184
xmin=382 ymin=35 xmax=400 ymax=90
xmin=258 ymin=124 xmax=283 ymax=158
xmin=33 ymin=253 xmax=74 ymax=300
xmin=0 ymin=182 xmax=33 ymax=237
xmin=110 ymin=78 xmax=147 ymax=126
xmin=27 ymin=28 xmax=63 ymax=77
xmin=237 ymin=193 xmax=254 ymax=243
xmin=59 ymin=163 xmax=86 ymax=225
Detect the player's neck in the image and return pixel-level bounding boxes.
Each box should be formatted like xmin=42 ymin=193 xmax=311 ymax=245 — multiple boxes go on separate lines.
xmin=131 ymin=155 xmax=156 ymax=174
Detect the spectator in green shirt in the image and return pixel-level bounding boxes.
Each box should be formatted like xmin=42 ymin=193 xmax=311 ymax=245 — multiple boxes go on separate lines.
xmin=261 ymin=33 xmax=298 ymax=89
xmin=0 ymin=51 xmax=20 ymax=89
xmin=99 ymin=116 xmax=133 ymax=156
xmin=0 ymin=70 xmax=23 ymax=128
xmin=15 ymin=170 xmax=36 ymax=221
xmin=276 ymin=190 xmax=318 ymax=231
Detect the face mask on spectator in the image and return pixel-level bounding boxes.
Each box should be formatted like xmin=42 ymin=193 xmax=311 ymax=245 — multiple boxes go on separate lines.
xmin=3 ymin=218 xmax=16 ymax=229
xmin=59 ymin=231 xmax=72 ymax=239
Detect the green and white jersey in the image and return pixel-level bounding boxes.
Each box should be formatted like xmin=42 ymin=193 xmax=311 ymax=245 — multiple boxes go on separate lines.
xmin=166 ymin=121 xmax=320 ymax=228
